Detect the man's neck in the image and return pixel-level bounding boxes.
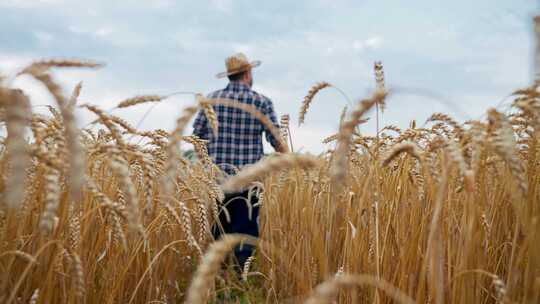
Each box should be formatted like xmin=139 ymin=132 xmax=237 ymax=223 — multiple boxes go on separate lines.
xmin=229 ymin=80 xmax=251 ymax=89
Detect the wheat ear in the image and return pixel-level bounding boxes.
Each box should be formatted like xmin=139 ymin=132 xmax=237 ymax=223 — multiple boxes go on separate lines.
xmin=81 ymin=104 xmax=125 ymax=147
xmin=330 ymin=89 xmax=386 ymax=189
xmin=185 ymin=234 xmax=252 ymax=304
xmin=29 ymin=289 xmax=39 ymax=304
xmin=444 ymin=137 xmax=468 ymax=178
xmin=1 ymin=89 xmax=31 ymax=209
xmin=299 ymin=82 xmax=331 ymax=125
xmin=381 ymin=142 xmax=423 ymax=167
xmin=110 ymin=156 xmax=144 ymax=235
xmin=322 ymin=134 xmax=339 ymax=144
xmin=67 ymin=81 xmax=82 ymax=111
xmin=279 ymin=114 xmax=290 ymax=148
xmin=221 ymin=154 xmax=319 ymax=192
xmin=241 ymin=255 xmax=256 ymax=282
xmin=25 ymin=71 xmax=87 ymax=204
xmin=161 ymin=105 xmax=199 ymax=198
xmin=182 ymin=135 xmax=212 ymax=166
xmin=196 ymin=94 xmax=219 ymax=138
xmin=70 ymin=251 xmax=85 ymax=301
xmin=116 ymin=95 xmax=165 ymax=108
xmin=39 ymin=166 xmax=61 ymax=234
xmin=373 ymin=61 xmax=386 ymax=112
xmin=207 ymin=98 xmax=287 ymax=152
xmin=381 ymin=125 xmax=402 ymax=134
xmin=163 ymin=201 xmax=202 ymax=256
xmin=427 ymin=112 xmax=464 ymax=138
xmin=19 ymin=58 xmax=103 ymax=75
xmin=304 ymin=274 xmax=415 ymax=304
xmin=487 ymin=109 xmax=528 ymax=195
xmin=534 ymin=15 xmax=540 ymax=86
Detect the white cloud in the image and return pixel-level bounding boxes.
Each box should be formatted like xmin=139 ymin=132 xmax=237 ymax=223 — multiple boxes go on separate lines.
xmin=352 ymin=40 xmax=363 ymax=50
xmin=260 ymin=123 xmax=337 ymax=154
xmin=1 ymin=1 xmax=536 ymax=154
xmin=94 ymin=27 xmax=114 ymax=37
xmin=209 ymin=0 xmax=233 ymax=12
xmin=68 ymin=25 xmax=115 ymax=38
xmin=33 ymin=31 xmax=54 ymax=43
xmin=147 ymin=0 xmax=174 ymax=9
xmin=231 ymin=43 xmax=254 ymax=54
xmin=289 ymin=124 xmax=338 ymax=153
xmin=0 ymin=53 xmax=118 ymax=124
xmin=353 ymin=36 xmax=384 ymax=51
xmin=364 ymin=36 xmax=384 ymax=49
xmin=0 ymin=0 xmax=63 ymax=7
xmin=68 ymin=25 xmax=84 ymax=34
xmin=0 ymin=54 xmax=32 ymax=74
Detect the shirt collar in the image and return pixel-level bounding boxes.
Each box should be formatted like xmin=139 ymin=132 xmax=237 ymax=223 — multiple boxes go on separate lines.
xmin=225 ymin=81 xmax=251 ymax=92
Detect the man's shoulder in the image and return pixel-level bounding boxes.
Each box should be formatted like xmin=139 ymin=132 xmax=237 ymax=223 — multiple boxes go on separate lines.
xmin=249 ymin=89 xmax=272 ymax=105
xmin=207 ymin=89 xmax=226 ymax=99
xmin=206 ymin=86 xmax=272 ymax=108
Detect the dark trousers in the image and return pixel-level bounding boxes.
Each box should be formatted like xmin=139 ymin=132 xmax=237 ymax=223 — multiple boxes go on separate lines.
xmin=212 ymin=189 xmax=259 ymax=269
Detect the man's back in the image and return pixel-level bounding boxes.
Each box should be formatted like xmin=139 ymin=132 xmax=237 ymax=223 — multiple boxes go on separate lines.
xmin=192 ymin=81 xmax=280 ymax=175
xmin=199 ymin=52 xmax=282 ymax=269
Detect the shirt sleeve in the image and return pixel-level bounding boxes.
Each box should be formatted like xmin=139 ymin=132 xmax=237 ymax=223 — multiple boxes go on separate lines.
xmin=261 ymin=98 xmax=281 ymax=150
xmin=192 ymin=109 xmax=210 ymax=140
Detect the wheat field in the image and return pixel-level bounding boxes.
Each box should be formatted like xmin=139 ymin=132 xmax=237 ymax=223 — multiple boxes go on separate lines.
xmin=0 ymin=22 xmax=540 ymax=303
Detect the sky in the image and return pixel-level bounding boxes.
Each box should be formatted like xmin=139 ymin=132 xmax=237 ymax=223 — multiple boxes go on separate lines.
xmin=0 ymin=0 xmax=539 ymax=153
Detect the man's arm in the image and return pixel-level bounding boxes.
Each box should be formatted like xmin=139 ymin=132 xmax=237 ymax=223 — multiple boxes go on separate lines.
xmin=261 ymin=98 xmax=288 ymax=153
xmin=192 ymin=110 xmax=210 ymax=140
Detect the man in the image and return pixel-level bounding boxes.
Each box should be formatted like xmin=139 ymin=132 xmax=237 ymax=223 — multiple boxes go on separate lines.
xmin=192 ymin=53 xmax=286 ymax=269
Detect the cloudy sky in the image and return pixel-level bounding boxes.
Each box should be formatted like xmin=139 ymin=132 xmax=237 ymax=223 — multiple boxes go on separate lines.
xmin=0 ymin=0 xmax=538 ymax=152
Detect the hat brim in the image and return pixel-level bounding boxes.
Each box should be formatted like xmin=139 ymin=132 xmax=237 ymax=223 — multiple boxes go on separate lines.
xmin=216 ymin=60 xmax=261 ymax=79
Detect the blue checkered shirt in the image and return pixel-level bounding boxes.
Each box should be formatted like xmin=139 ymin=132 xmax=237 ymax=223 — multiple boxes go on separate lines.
xmin=192 ymin=81 xmax=280 ymax=175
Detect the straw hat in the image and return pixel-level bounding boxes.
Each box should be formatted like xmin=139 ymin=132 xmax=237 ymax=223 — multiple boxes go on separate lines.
xmin=216 ymin=52 xmax=261 ymax=79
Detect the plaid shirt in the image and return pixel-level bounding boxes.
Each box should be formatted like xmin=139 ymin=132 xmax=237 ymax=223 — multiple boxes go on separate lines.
xmin=192 ymin=81 xmax=280 ymax=175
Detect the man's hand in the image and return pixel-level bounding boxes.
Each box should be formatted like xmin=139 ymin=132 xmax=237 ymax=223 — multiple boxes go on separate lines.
xmin=275 ymin=142 xmax=289 ymax=153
